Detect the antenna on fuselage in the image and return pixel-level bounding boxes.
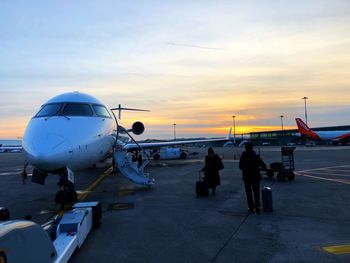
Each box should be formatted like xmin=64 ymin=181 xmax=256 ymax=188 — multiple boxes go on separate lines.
xmin=110 ymin=104 xmax=150 ymax=119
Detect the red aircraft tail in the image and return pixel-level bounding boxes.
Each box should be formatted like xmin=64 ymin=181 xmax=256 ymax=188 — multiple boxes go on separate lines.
xmin=295 ymin=118 xmax=321 ymax=140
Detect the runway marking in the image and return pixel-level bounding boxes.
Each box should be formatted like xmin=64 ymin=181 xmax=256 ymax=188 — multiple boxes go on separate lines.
xmin=300 ymin=170 xmax=350 ymax=177
xmin=116 ymin=189 xmax=135 ymax=196
xmin=324 ymin=168 xmax=350 ymax=172
xmin=298 ymin=165 xmax=350 ymax=173
xmin=77 ymin=166 xmax=113 ymax=201
xmin=295 ymin=165 xmax=350 ymax=185
xmin=295 ymin=172 xmax=350 ymax=185
xmin=323 ymin=244 xmax=350 ymax=255
xmin=108 ymin=202 xmax=134 ymax=210
xmin=0 ymin=172 xmax=17 ymax=176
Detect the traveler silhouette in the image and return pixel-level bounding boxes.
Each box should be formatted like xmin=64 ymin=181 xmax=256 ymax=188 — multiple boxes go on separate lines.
xmin=239 ymin=142 xmax=266 ymax=214
xmin=202 ymin=147 xmax=224 ymax=195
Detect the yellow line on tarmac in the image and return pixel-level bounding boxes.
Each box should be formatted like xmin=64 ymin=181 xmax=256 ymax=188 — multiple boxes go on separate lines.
xmin=78 ymin=167 xmax=114 ymax=201
xmin=323 ymin=244 xmax=350 ymax=255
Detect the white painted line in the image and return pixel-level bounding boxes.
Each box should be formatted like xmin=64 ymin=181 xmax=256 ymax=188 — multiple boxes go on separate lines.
xmin=298 ymin=165 xmax=350 ymax=173
xmin=295 ymin=172 xmax=350 ymax=185
xmin=300 ymin=170 xmax=350 ymax=177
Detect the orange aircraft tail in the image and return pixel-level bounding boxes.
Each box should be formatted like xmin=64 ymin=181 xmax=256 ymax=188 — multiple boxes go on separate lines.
xmin=295 ymin=118 xmax=321 ymax=140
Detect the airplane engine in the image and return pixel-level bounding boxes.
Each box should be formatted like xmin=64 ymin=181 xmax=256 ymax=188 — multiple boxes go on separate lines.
xmin=131 ymin=121 xmax=145 ymax=135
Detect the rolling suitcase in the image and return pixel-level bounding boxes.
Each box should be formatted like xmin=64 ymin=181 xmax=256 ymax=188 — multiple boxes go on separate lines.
xmin=196 ymin=172 xmax=208 ymax=197
xmin=262 ymin=186 xmax=273 ymax=212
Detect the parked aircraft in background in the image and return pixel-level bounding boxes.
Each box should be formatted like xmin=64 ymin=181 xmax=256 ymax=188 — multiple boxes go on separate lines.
xmin=295 ymin=118 xmax=350 ymax=145
xmin=0 ymin=145 xmax=23 ymax=153
xmin=22 ymin=92 xmax=230 ymax=204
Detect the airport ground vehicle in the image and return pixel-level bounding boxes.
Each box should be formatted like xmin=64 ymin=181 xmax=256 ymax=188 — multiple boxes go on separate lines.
xmin=0 ymin=202 xmax=101 ymax=263
xmin=266 ymin=146 xmax=295 ymax=181
xmin=148 ymin=147 xmax=188 ymax=160
xmin=305 ymin=141 xmax=316 ymax=147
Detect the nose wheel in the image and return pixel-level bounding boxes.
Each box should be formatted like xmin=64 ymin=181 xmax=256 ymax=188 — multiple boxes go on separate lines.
xmin=55 ymin=172 xmax=77 ymax=210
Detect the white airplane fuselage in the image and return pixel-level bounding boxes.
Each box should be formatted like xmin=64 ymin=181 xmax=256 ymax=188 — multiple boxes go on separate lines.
xmin=23 ymin=92 xmax=116 ymax=172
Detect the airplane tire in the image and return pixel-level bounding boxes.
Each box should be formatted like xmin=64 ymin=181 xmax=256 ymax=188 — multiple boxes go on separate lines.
xmin=277 ymin=171 xmax=286 ymax=181
xmin=286 ymin=171 xmax=295 ymax=181
xmin=55 ymin=183 xmax=77 ymax=204
xmin=180 ymin=152 xmax=187 ymax=159
xmin=153 ymin=153 xmax=160 ymax=160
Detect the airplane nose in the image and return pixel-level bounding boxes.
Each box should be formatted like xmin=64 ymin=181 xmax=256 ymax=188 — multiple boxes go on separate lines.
xmin=26 ymin=134 xmax=73 ymax=171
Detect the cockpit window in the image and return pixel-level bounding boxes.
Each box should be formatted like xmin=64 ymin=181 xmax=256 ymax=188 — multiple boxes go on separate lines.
xmin=62 ymin=103 xmax=93 ymax=116
xmin=92 ymin=105 xmax=111 ymax=118
xmin=35 ymin=103 xmax=62 ymax=117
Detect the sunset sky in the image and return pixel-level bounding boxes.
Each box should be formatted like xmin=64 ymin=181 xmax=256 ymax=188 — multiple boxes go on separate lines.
xmin=1 ymin=1 xmax=350 ymax=139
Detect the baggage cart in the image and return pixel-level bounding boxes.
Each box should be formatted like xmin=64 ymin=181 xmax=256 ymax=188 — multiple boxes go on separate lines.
xmin=265 ymin=146 xmax=295 ymax=181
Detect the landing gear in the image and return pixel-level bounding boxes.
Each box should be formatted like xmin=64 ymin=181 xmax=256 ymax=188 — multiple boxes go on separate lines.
xmin=55 ymin=171 xmax=77 ymax=210
xmin=21 ymin=162 xmax=28 ymax=185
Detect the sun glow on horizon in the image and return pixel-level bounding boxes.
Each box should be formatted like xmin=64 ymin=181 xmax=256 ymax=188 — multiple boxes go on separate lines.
xmin=1 ymin=1 xmax=350 ymax=139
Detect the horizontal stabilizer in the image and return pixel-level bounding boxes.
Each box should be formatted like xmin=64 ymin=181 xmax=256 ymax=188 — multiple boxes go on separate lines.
xmin=110 ymin=104 xmax=150 ymax=119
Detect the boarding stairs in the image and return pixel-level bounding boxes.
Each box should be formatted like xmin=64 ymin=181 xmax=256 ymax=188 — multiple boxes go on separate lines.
xmin=113 ymin=147 xmax=155 ymax=186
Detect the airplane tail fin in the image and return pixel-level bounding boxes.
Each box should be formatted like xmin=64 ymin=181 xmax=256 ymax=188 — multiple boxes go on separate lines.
xmin=227 ymin=127 xmax=232 ymax=140
xmin=295 ymin=118 xmax=320 ymax=140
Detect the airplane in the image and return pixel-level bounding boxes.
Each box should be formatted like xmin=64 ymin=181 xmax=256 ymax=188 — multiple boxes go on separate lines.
xmin=0 ymin=145 xmax=23 ymax=153
xmin=295 ymin=118 xmax=350 ymax=145
xmin=22 ymin=91 xmax=231 ymax=204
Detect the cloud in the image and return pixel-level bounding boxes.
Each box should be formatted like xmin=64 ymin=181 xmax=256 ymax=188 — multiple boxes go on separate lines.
xmin=1 ymin=1 xmax=350 ymax=138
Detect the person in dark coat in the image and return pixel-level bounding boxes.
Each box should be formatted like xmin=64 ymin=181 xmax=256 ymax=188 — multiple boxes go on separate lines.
xmin=202 ymin=147 xmax=224 ymax=195
xmin=239 ymin=142 xmax=266 ymax=214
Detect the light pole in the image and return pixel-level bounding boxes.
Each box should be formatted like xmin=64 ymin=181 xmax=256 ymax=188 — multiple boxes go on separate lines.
xmin=302 ymin=96 xmax=308 ymax=125
xmin=173 ymin=123 xmax=176 ymax=140
xmin=232 ymin=115 xmax=236 ymax=145
xmin=280 ymin=115 xmax=284 ymax=130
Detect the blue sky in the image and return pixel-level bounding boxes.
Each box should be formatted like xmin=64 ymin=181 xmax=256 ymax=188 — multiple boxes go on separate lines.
xmin=1 ymin=1 xmax=350 ymax=139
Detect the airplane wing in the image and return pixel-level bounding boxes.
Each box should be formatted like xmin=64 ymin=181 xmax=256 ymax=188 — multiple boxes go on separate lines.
xmin=334 ymin=132 xmax=350 ymax=142
xmin=123 ymin=128 xmax=232 ymax=151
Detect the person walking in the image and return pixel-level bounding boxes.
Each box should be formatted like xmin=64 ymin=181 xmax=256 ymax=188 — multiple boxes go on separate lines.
xmin=202 ymin=147 xmax=224 ymax=195
xmin=239 ymin=142 xmax=266 ymax=214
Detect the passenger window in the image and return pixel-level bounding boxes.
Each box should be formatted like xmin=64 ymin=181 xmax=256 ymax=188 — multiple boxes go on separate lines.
xmin=35 ymin=104 xmax=61 ymax=117
xmin=62 ymin=103 xmax=93 ymax=116
xmin=92 ymin=105 xmax=111 ymax=118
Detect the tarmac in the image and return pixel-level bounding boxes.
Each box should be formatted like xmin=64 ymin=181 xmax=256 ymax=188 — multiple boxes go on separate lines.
xmin=1 ymin=146 xmax=350 ymax=262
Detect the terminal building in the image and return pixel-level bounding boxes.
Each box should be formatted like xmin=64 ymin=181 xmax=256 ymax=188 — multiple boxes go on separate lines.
xmin=247 ymin=124 xmax=350 ymax=146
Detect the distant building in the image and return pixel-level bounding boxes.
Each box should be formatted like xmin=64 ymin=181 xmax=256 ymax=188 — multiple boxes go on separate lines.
xmin=248 ymin=124 xmax=350 ymax=145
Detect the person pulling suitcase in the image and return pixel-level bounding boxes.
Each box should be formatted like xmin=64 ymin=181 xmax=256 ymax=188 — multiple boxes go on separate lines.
xmin=239 ymin=142 xmax=266 ymax=214
xmin=201 ymin=147 xmax=224 ymax=196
